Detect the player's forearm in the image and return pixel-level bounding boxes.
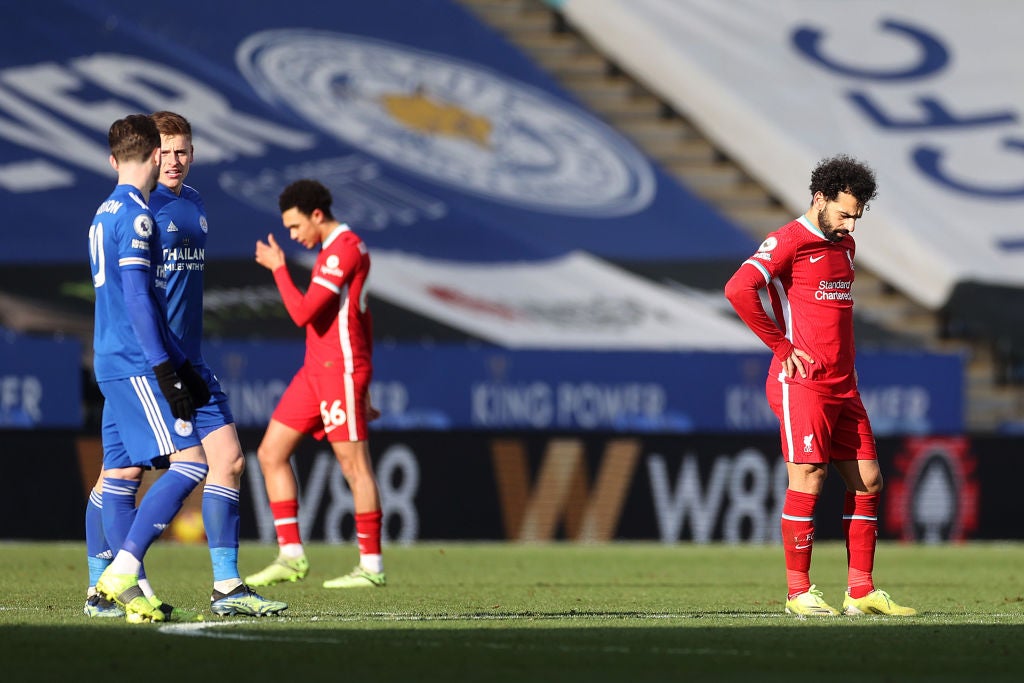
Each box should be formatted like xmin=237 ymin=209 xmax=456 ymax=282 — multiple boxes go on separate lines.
xmin=272 ymin=267 xmax=337 ymax=327
xmin=272 ymin=266 xmax=307 ymax=326
xmin=724 ymin=267 xmax=794 ymax=360
xmin=121 ymin=268 xmax=185 ymax=368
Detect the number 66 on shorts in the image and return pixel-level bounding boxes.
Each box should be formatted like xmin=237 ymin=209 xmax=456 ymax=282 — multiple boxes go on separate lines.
xmin=270 ymin=365 xmax=369 ymax=442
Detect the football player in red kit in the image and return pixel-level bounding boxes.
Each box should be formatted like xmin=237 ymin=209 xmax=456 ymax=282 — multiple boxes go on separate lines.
xmin=248 ymin=179 xmax=385 ymax=589
xmin=725 ymin=155 xmax=915 ymax=617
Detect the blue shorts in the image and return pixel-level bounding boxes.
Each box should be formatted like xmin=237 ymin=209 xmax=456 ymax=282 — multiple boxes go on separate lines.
xmin=191 ymin=362 xmax=235 ymax=441
xmin=100 ymin=373 xmax=203 ymax=469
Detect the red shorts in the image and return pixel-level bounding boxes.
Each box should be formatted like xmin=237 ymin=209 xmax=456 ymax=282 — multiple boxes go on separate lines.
xmin=766 ymin=374 xmax=876 ymax=464
xmin=272 ymin=365 xmax=369 ymax=442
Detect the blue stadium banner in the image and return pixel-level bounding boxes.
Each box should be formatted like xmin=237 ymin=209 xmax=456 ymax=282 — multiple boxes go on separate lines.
xmin=0 ymin=332 xmax=82 ymax=428
xmin=203 ymin=342 xmax=964 ymax=435
xmin=0 ymin=0 xmax=754 ymax=266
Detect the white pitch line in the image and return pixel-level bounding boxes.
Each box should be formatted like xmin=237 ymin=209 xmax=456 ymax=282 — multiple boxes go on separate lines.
xmin=160 ymin=621 xmax=340 ymax=643
xmin=158 ymin=620 xmax=754 ymax=656
xmin=152 ymin=609 xmax=1024 ymax=643
xmin=158 ymin=611 xmax=783 ymax=632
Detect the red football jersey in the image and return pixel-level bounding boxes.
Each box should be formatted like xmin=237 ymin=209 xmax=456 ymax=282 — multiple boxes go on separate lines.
xmin=273 ymin=224 xmax=373 ymax=374
xmin=725 ymin=215 xmax=857 ymax=397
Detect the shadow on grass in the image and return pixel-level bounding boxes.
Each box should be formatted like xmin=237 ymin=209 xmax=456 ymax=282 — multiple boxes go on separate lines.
xmin=3 ymin=621 xmax=1024 ymax=682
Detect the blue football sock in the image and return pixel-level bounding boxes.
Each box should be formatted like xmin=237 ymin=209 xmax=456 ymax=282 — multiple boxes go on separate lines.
xmin=101 ymin=477 xmax=139 ymax=556
xmin=102 ymin=477 xmax=151 ymax=580
xmin=203 ymin=484 xmax=241 ymax=582
xmin=122 ymin=462 xmax=208 ymax=562
xmin=85 ymin=489 xmax=111 ymax=587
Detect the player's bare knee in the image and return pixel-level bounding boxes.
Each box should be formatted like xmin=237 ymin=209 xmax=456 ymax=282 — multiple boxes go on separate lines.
xmin=337 ymin=458 xmax=359 ymax=481
xmin=256 ymin=442 xmax=286 ymax=469
xmin=172 ymin=445 xmax=207 ymax=465
xmin=209 ymin=449 xmax=245 ymax=482
xmin=787 ymin=462 xmax=827 ymax=493
xmin=224 ymin=449 xmax=245 ymax=478
xmin=105 ymin=466 xmax=143 ymax=482
xmin=335 ymin=453 xmax=370 ymax=484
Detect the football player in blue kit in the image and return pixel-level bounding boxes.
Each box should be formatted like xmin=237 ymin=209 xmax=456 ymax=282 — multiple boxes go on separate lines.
xmin=84 ymin=112 xmax=287 ymax=619
xmin=149 ymin=110 xmax=286 ymax=616
xmin=88 ymin=114 xmax=211 ymax=623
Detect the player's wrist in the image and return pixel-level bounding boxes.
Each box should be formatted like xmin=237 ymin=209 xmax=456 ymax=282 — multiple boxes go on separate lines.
xmin=771 ymin=340 xmax=795 ymax=361
xmin=153 ymin=359 xmax=176 ymax=378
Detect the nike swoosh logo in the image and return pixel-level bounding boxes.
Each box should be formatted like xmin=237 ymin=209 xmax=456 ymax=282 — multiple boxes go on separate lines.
xmin=795 ymin=544 xmax=812 ymax=549
xmin=809 ymin=255 xmax=825 ymax=263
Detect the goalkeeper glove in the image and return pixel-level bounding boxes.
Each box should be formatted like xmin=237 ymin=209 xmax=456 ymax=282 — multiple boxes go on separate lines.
xmin=153 ymin=360 xmax=194 ymax=421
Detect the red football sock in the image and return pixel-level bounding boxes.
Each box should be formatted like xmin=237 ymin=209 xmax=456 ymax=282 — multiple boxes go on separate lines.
xmin=269 ymin=499 xmax=302 ymax=546
xmin=355 ymin=510 xmax=383 ymax=556
xmin=781 ymin=489 xmax=818 ymax=598
xmin=845 ymin=491 xmax=879 ymax=599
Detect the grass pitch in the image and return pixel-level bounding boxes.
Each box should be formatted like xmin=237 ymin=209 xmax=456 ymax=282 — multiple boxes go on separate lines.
xmin=2 ymin=541 xmax=1024 ymax=682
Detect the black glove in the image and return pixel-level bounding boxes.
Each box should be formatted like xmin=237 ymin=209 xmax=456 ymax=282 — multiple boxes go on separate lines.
xmin=153 ymin=360 xmax=194 ymax=421
xmin=176 ymin=360 xmax=212 ymax=409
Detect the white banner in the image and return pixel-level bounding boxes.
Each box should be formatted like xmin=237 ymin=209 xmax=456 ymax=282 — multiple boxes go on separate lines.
xmin=560 ymin=0 xmax=1024 ymax=308
xmin=362 ymin=250 xmax=762 ymax=350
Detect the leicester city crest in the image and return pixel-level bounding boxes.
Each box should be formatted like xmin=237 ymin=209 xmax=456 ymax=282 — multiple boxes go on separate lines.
xmin=236 ymin=29 xmax=654 ymax=217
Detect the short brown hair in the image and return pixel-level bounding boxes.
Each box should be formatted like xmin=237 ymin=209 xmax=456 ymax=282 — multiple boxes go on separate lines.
xmin=150 ymin=110 xmax=192 ymax=140
xmin=108 ymin=114 xmax=160 ymax=163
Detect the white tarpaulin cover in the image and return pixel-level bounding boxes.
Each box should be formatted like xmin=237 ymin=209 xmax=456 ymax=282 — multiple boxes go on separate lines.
xmin=559 ymin=0 xmax=1024 ymax=309
xmin=361 ymin=250 xmax=763 ymax=350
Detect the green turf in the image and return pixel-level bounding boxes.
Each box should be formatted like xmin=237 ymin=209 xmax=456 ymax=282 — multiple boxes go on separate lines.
xmin=2 ymin=541 xmax=1024 ymax=681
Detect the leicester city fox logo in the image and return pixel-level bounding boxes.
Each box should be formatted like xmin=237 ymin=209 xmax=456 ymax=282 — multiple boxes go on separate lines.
xmin=174 ymin=419 xmax=194 ymax=437
xmin=236 ymin=29 xmax=654 ymax=217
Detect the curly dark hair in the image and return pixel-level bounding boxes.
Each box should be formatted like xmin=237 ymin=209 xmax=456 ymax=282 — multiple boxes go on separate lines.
xmin=278 ymin=178 xmax=336 ymax=220
xmin=809 ymin=154 xmax=878 ymax=208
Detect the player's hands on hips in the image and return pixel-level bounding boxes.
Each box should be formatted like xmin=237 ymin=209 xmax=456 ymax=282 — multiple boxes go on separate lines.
xmin=255 ymin=233 xmax=286 ymax=271
xmin=177 ymin=360 xmax=212 ymax=409
xmin=782 ymin=348 xmax=815 ymax=379
xmin=153 ymin=360 xmax=195 ymax=420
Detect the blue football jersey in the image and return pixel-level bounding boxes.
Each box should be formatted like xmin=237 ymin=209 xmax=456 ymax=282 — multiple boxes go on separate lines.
xmin=150 ymin=183 xmax=208 ymax=363
xmin=89 ymin=184 xmax=172 ymax=381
